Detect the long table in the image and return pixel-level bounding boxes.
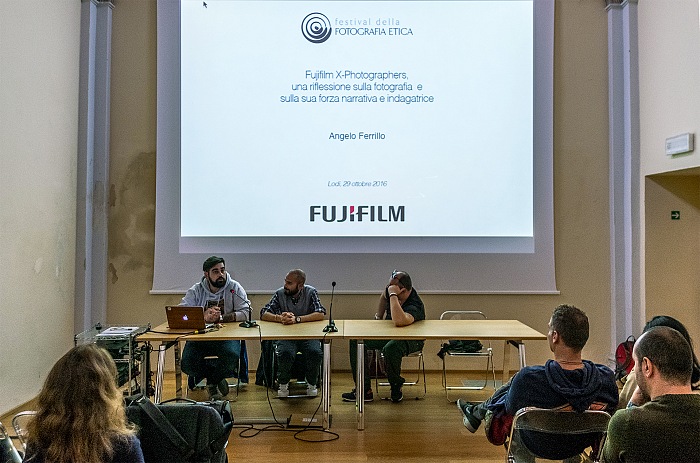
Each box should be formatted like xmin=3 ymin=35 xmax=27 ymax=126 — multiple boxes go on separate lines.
xmin=138 ymin=320 xmax=342 ymax=429
xmin=138 ymin=319 xmax=546 ymax=431
xmin=343 ymin=319 xmax=547 ymax=430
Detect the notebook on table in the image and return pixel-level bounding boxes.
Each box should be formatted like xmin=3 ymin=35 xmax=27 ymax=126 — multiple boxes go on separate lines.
xmin=165 ymin=306 xmax=212 ymax=331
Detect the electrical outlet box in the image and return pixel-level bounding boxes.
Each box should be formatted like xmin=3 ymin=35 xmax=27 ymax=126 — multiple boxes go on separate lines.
xmin=665 ymin=133 xmax=694 ymax=156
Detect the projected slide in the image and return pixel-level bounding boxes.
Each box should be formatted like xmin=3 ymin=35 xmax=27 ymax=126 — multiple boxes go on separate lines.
xmin=180 ymin=0 xmax=533 ymax=240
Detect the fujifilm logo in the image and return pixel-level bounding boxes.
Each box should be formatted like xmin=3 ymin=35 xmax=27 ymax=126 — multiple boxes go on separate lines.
xmin=310 ymin=205 xmax=405 ymax=222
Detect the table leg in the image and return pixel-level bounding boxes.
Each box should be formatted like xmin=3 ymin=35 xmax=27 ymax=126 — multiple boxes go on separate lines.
xmin=155 ymin=342 xmax=167 ymax=403
xmin=174 ymin=341 xmax=182 ymax=399
xmin=141 ymin=342 xmax=151 ymax=398
xmin=356 ymin=340 xmax=365 ymax=430
xmin=502 ymin=340 xmax=511 ymax=384
xmin=322 ymin=338 xmax=332 ymax=430
xmin=502 ymin=340 xmax=527 ymax=384
xmin=517 ymin=341 xmax=526 ymax=368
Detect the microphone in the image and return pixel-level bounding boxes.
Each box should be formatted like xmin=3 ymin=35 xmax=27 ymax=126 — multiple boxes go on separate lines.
xmin=323 ymin=281 xmax=338 ymax=333
xmin=231 ymin=288 xmax=257 ymax=328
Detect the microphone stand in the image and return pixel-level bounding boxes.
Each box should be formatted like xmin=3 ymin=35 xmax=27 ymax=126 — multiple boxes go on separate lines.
xmin=231 ymin=289 xmax=257 ymax=328
xmin=323 ymin=281 xmax=338 ymax=332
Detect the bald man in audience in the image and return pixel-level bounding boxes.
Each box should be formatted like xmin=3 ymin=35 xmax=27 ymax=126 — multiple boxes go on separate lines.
xmin=602 ymin=326 xmax=700 ymax=462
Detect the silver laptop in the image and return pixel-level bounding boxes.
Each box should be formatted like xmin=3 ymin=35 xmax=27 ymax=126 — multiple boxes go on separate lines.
xmin=165 ymin=306 xmax=208 ymax=331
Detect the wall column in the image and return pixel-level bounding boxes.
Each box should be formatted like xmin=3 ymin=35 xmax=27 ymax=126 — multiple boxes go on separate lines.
xmin=606 ymin=0 xmax=641 ymax=357
xmin=76 ymin=0 xmax=113 ymax=333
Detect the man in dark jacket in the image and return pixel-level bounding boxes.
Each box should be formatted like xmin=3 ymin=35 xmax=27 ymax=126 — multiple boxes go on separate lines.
xmin=457 ymin=304 xmax=619 ymax=462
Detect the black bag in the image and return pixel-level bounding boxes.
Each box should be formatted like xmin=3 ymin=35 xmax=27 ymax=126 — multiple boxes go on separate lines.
xmin=125 ymin=395 xmax=233 ymax=463
xmin=437 ymin=340 xmax=484 ymax=359
xmin=614 ymin=335 xmax=636 ymax=381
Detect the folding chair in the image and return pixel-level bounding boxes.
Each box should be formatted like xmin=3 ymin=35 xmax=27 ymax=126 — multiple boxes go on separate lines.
xmin=187 ymin=341 xmax=248 ymax=400
xmin=373 ymin=348 xmax=427 ymax=400
xmin=11 ymin=411 xmax=35 ymax=452
xmin=505 ymin=407 xmax=611 ymax=463
xmin=439 ymin=310 xmax=496 ymax=401
xmin=1 ymin=421 xmax=22 ymax=463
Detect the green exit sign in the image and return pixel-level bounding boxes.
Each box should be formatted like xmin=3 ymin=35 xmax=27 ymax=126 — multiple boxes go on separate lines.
xmin=671 ymin=211 xmax=680 ymax=220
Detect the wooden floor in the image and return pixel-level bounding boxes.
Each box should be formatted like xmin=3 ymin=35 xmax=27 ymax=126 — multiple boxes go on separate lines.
xmin=200 ymin=371 xmax=505 ymax=463
xmin=1 ymin=371 xmax=509 ymax=463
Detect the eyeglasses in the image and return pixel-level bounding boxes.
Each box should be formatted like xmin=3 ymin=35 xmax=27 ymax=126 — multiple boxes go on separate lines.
xmin=391 ymin=269 xmax=400 ymax=279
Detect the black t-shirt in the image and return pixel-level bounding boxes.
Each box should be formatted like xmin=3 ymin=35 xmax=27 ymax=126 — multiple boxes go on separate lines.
xmin=383 ymin=288 xmax=425 ymax=322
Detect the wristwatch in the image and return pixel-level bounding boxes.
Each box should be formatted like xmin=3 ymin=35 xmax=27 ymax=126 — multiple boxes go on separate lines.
xmin=295 ymin=316 xmax=302 ymax=324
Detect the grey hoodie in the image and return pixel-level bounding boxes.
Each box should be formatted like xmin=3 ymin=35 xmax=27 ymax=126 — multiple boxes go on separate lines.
xmin=180 ymin=272 xmax=252 ymax=322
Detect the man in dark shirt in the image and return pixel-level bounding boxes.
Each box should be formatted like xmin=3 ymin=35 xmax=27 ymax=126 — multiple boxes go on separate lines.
xmin=602 ymin=326 xmax=700 ymax=463
xmin=342 ymin=270 xmax=426 ymax=403
xmin=458 ymin=304 xmax=618 ymax=462
xmin=259 ymin=269 xmax=326 ymax=397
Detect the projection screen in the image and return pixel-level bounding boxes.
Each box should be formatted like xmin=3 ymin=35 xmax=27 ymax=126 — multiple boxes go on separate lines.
xmin=153 ymin=0 xmax=557 ymax=294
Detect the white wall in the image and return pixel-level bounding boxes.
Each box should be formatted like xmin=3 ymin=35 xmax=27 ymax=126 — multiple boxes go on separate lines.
xmin=639 ymin=0 xmax=700 ymax=176
xmin=0 ymin=1 xmax=80 ymax=414
xmin=638 ymin=0 xmax=700 ymax=342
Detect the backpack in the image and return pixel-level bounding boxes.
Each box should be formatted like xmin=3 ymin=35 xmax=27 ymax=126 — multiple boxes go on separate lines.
xmin=484 ymin=408 xmax=514 ymax=446
xmin=614 ymin=335 xmax=636 ymax=381
xmin=125 ymin=395 xmax=233 ymax=463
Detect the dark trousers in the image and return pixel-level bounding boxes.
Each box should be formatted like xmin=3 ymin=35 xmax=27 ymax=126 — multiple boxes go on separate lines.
xmin=473 ymin=376 xmax=513 ymax=420
xmin=349 ymin=339 xmax=424 ymax=389
xmin=275 ymin=339 xmax=323 ymax=386
xmin=181 ymin=340 xmax=248 ymax=384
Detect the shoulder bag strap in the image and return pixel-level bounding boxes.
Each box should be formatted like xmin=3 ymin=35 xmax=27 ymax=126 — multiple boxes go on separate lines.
xmin=134 ymin=396 xmax=195 ymax=460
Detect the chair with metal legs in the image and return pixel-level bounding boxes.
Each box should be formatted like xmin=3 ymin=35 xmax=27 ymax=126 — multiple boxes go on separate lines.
xmin=439 ymin=310 xmax=497 ymax=402
xmin=505 ymin=407 xmax=611 ymax=463
xmin=373 ymin=348 xmax=427 ymax=400
xmin=186 ymin=341 xmax=248 ymax=400
xmin=1 ymin=420 xmax=23 ymax=463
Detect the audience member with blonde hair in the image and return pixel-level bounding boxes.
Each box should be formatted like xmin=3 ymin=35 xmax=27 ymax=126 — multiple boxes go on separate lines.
xmin=24 ymin=344 xmax=144 ymax=463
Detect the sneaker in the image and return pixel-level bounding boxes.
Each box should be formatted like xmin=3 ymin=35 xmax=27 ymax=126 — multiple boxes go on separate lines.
xmin=187 ymin=375 xmax=197 ymax=391
xmin=207 ymin=383 xmax=222 ymax=400
xmin=306 ymin=384 xmax=318 ymax=397
xmin=216 ymin=379 xmax=229 ymax=398
xmin=278 ymin=382 xmax=289 ymax=398
xmin=187 ymin=376 xmax=208 ymax=401
xmin=341 ymin=388 xmax=374 ymax=402
xmin=205 ymin=379 xmax=229 ymax=401
xmin=457 ymin=399 xmax=481 ymax=433
xmin=390 ymin=384 xmax=403 ymax=403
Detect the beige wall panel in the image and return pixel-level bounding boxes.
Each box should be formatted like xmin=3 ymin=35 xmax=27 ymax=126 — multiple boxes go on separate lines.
xmin=109 ymin=0 xmax=615 ymax=377
xmin=0 ymin=1 xmax=80 ymax=414
xmin=645 ymin=175 xmax=700 ymax=344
